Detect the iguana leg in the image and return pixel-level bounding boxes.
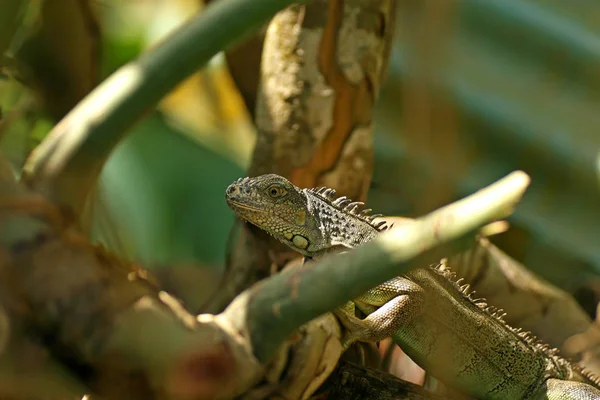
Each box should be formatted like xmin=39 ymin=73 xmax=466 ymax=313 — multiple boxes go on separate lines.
xmin=334 ymin=277 xmax=424 ymax=349
xmin=532 ymin=378 xmax=600 ymax=399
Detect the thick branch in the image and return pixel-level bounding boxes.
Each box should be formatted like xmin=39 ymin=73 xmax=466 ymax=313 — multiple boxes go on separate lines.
xmin=211 ymin=0 xmax=396 ymax=313
xmin=0 ymin=329 xmax=88 ymax=399
xmin=319 ymin=360 xmax=446 ymax=400
xmin=0 ymin=159 xmax=262 ymax=399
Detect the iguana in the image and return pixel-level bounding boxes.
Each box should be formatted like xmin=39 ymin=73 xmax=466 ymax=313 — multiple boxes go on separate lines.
xmin=225 ymin=174 xmax=600 ymax=400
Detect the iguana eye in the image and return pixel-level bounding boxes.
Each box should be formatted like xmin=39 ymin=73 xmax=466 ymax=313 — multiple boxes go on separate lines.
xmin=267 ymin=185 xmax=287 ymax=198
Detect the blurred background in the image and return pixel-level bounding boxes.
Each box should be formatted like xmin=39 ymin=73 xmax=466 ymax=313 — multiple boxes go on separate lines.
xmin=1 ymin=0 xmax=599 ymax=312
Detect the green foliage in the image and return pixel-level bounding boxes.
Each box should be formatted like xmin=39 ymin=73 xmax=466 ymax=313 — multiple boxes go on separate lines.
xmin=92 ymin=114 xmax=243 ymax=266
xmin=371 ymin=0 xmax=600 ymax=285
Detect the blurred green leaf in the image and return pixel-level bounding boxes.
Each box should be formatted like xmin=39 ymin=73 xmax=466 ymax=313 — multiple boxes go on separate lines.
xmin=91 ymin=113 xmax=244 ymax=267
xmin=371 ymin=0 xmax=600 ymax=286
xmin=0 ymin=0 xmax=28 ymax=56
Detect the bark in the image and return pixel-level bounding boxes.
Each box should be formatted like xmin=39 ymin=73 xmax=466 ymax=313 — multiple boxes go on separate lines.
xmin=0 ymin=160 xmax=252 ymax=399
xmin=208 ymin=0 xmax=397 ymax=313
xmin=317 ymin=360 xmax=447 ymax=400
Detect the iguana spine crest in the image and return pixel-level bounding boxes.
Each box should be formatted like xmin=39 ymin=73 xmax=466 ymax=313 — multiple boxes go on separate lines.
xmin=307 ymin=186 xmax=391 ymax=232
xmin=435 ymin=264 xmax=600 ymax=387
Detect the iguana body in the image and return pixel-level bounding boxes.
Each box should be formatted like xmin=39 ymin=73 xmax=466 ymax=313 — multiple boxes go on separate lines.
xmin=226 ymin=174 xmax=600 ymax=399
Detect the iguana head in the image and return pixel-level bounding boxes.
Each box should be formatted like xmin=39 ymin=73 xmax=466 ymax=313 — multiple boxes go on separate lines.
xmin=226 ymin=174 xmax=318 ymax=256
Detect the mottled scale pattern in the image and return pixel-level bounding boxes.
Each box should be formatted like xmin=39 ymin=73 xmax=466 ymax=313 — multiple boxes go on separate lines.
xmin=304 ymin=189 xmax=380 ymax=248
xmin=306 ymin=187 xmax=389 ymax=230
xmin=343 ymin=263 xmax=600 ymax=399
xmin=437 ymin=266 xmax=600 ymax=386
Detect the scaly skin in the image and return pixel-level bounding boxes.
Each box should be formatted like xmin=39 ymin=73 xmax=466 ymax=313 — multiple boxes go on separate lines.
xmin=226 ymin=174 xmax=600 ymax=399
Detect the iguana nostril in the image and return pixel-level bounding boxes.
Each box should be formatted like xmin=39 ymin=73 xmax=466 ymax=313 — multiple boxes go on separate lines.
xmin=226 ymin=184 xmax=238 ymax=196
xmin=244 ymin=186 xmax=251 ymax=194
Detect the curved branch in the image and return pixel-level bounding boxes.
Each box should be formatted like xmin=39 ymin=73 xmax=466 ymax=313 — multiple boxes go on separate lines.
xmin=222 ymin=171 xmax=531 ymax=362
xmin=22 ymin=0 xmax=308 ymax=216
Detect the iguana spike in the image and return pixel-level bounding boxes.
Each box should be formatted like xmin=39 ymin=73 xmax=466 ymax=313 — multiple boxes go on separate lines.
xmin=378 ymin=224 xmax=390 ymax=232
xmin=305 ymin=186 xmax=391 ymax=233
xmin=332 ymin=196 xmax=348 ymax=206
xmin=368 ymin=213 xmax=384 ymax=221
xmin=337 ymin=199 xmax=352 ymax=207
xmin=345 ymin=202 xmax=364 ymax=213
xmin=323 ymin=188 xmax=336 ymax=199
xmin=373 ymin=221 xmax=387 ymax=229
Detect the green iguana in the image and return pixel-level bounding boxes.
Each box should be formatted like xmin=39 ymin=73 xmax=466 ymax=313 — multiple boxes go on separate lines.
xmin=225 ymin=174 xmax=600 ymax=399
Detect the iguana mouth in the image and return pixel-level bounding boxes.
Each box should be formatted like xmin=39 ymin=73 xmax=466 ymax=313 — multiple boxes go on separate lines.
xmin=227 ymin=201 xmax=265 ymax=213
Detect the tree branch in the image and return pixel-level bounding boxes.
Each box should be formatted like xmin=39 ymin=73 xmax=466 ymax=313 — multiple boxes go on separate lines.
xmin=318 ymin=360 xmax=446 ymax=400
xmin=222 ymin=170 xmax=530 ymax=362
xmin=0 ymin=156 xmax=260 ymax=399
xmin=209 ymin=0 xmax=397 ymax=313
xmin=22 ymin=0 xmax=309 ymax=216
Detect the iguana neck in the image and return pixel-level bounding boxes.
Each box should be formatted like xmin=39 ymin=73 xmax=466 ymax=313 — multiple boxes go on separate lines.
xmin=304 ymin=188 xmax=382 ymax=252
